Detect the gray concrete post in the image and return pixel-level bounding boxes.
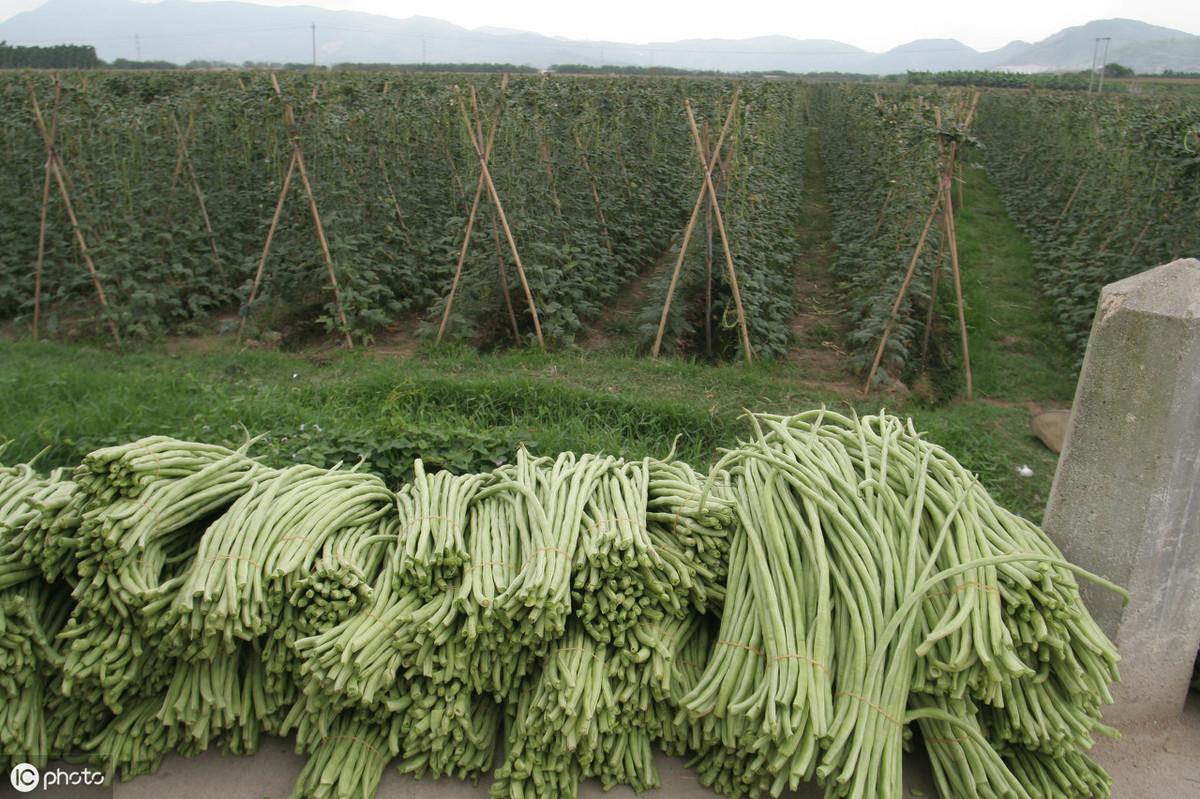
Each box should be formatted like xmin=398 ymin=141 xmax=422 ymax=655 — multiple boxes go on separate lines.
xmin=1043 ymin=258 xmax=1200 ymax=725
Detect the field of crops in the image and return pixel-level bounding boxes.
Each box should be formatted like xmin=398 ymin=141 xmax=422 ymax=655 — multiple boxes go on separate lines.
xmin=976 ymin=91 xmax=1200 ymax=358
xmin=0 ymin=70 xmax=1197 ymax=379
xmin=0 ymin=72 xmax=811 ymax=357
xmin=4 ymin=63 xmax=1200 ymax=799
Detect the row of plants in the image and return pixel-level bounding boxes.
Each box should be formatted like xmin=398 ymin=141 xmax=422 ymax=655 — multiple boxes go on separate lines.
xmin=814 ymin=85 xmax=965 ymax=382
xmin=0 ymin=71 xmax=730 ymax=347
xmin=975 ymin=90 xmax=1200 ymax=357
xmin=905 ymin=70 xmax=1108 ymax=92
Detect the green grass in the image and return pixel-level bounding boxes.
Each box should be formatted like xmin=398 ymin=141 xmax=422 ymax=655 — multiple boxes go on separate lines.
xmin=954 ymin=164 xmax=1078 ymax=404
xmin=1 ymin=340 xmax=1063 ymax=520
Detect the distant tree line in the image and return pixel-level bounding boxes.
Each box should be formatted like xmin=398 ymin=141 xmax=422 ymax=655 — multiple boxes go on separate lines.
xmin=904 ymin=64 xmax=1140 ymax=91
xmin=0 ymin=41 xmax=101 ymax=69
xmin=335 ymin=62 xmax=538 ymax=73
xmin=550 ymin=64 xmax=878 ymax=80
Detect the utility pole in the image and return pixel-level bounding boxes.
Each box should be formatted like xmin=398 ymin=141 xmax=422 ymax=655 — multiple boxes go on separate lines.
xmin=1096 ymin=37 xmax=1112 ymax=93
xmin=134 ymin=33 xmax=141 ymax=60
xmin=311 ymin=23 xmax=316 ymax=68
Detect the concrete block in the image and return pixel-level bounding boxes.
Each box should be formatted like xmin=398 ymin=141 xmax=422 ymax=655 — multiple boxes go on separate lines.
xmin=1043 ymin=258 xmax=1200 ymax=725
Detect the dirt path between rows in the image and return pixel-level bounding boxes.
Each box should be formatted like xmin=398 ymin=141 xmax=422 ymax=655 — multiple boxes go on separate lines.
xmin=582 ymin=245 xmax=676 ymax=351
xmin=787 ymin=126 xmax=858 ymax=395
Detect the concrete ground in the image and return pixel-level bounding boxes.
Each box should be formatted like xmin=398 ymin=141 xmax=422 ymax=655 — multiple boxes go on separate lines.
xmin=21 ymin=695 xmax=1199 ymax=798
xmin=111 ymin=741 xmax=937 ymax=799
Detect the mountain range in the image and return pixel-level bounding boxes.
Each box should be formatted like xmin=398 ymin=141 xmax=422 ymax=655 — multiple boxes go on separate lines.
xmin=2 ymin=0 xmax=1198 ymax=73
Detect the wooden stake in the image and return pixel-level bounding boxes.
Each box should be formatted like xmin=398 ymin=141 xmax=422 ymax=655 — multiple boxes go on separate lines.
xmin=29 ymin=79 xmax=120 ymax=345
xmin=437 ymin=77 xmax=508 ymax=344
xmin=169 ymin=110 xmax=195 ymax=194
xmin=32 ymin=78 xmax=62 ymax=340
xmin=574 ymin=129 xmax=612 ymax=252
xmin=377 ymin=153 xmax=413 ymax=247
xmin=863 ymin=189 xmax=942 ymax=394
xmin=703 ymin=120 xmax=713 ymax=358
xmin=239 ymin=151 xmax=297 ymax=342
xmin=685 ymin=100 xmax=752 ymax=363
xmin=871 ymin=186 xmax=896 ymax=239
xmin=532 ymin=108 xmax=563 ymax=220
xmin=491 ymin=213 xmax=520 ymax=341
xmin=921 ymin=225 xmax=946 ymax=363
xmin=171 ymin=113 xmax=222 ymax=276
xmin=1054 ymin=172 xmax=1088 ymax=232
xmin=438 ymin=156 xmax=488 ymax=343
xmin=942 ymin=177 xmax=972 ymax=398
xmin=245 ymin=73 xmax=352 ymax=348
xmin=651 ymin=91 xmax=740 ymax=358
xmin=462 ymin=83 xmax=545 ymax=350
xmin=292 ymin=144 xmax=352 ymax=348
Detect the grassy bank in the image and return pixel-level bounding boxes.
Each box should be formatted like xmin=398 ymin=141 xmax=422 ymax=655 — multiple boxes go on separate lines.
xmin=1 ymin=341 xmax=1061 ymax=519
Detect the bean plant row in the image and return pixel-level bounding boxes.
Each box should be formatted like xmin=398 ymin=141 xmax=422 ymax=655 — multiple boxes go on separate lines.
xmin=815 ymin=85 xmax=967 ymax=380
xmin=975 ymin=91 xmax=1200 ymax=358
xmin=0 ymin=71 xmax=803 ymax=353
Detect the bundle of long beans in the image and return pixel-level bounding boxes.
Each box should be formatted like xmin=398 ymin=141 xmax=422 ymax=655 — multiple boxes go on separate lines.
xmin=0 ymin=414 xmax=1125 ymax=799
xmin=684 ymin=411 xmax=1124 ymax=799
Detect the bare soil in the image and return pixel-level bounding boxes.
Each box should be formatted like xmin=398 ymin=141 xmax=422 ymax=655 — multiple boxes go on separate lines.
xmin=787 ymin=126 xmax=859 ymax=397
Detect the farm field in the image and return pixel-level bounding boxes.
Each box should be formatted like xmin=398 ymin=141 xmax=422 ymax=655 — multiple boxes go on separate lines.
xmin=1 ymin=68 xmax=1198 ymax=799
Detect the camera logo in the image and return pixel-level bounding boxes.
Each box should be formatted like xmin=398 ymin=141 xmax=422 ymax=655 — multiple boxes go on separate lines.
xmin=10 ymin=763 xmax=39 ymax=793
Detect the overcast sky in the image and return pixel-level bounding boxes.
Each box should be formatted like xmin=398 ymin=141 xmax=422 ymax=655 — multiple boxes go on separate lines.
xmin=1 ymin=0 xmax=1197 ymax=51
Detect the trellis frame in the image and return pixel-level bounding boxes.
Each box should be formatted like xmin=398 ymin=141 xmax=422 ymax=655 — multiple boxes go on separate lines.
xmin=652 ymin=90 xmax=752 ymax=362
xmin=863 ymin=91 xmax=980 ymax=397
xmin=436 ymin=75 xmax=544 ymax=350
xmin=29 ymin=75 xmax=120 ymax=345
xmin=239 ymin=73 xmax=353 ymax=348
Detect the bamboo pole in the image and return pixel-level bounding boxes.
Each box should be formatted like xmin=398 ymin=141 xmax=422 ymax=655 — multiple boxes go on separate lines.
xmin=1128 ymin=221 xmax=1152 ymax=258
xmin=685 ymin=99 xmax=752 ymax=363
xmin=491 ymin=213 xmax=520 ymax=341
xmin=266 ymin=72 xmax=353 ymax=348
xmin=29 ymin=80 xmax=120 ymax=345
xmin=942 ymin=176 xmax=973 ymax=399
xmin=703 ymin=120 xmax=713 ymax=358
xmin=1054 ymin=174 xmax=1087 ymax=232
xmin=438 ymin=154 xmax=488 ymax=343
xmin=574 ymin=129 xmax=612 ymax=252
xmin=32 ymin=77 xmax=62 ymax=340
xmin=862 ymin=189 xmax=942 ymax=394
xmin=920 ymin=225 xmax=946 ymax=363
xmin=651 ymin=92 xmax=739 ymax=358
xmin=238 ymin=151 xmax=297 ymax=342
xmin=436 ymin=77 xmax=508 ymax=344
xmin=462 ymin=83 xmax=545 ymax=350
xmin=171 ymin=113 xmax=222 ymax=276
xmin=532 ymin=108 xmax=563 ymax=220
xmin=377 ymin=153 xmax=412 ymax=247
xmin=169 ymin=110 xmax=195 ymax=194
xmin=292 ymin=144 xmax=352 ymax=348
xmin=871 ymin=186 xmax=896 ymax=238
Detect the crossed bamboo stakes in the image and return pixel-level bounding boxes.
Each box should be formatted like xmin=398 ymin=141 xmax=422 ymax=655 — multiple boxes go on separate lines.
xmin=29 ymin=76 xmax=120 ymax=345
xmin=437 ymin=76 xmax=544 ymax=349
xmin=652 ymin=91 xmax=752 ymax=362
xmin=239 ymin=74 xmax=353 ymax=348
xmin=27 ymin=79 xmax=751 ymax=362
xmin=863 ymin=91 xmax=980 ymax=398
